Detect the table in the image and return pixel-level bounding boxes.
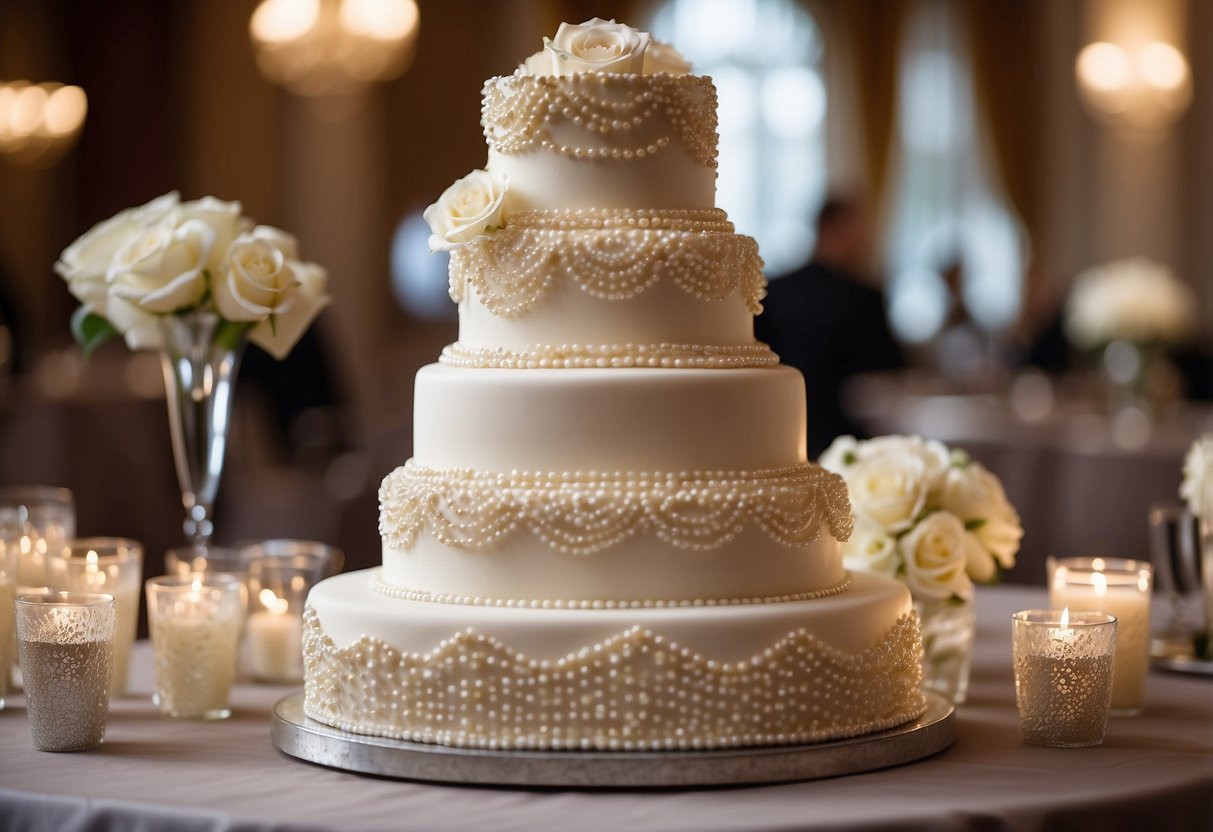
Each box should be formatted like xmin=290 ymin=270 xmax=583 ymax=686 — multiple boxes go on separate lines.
xmin=1 ymin=586 xmax=1211 ymax=832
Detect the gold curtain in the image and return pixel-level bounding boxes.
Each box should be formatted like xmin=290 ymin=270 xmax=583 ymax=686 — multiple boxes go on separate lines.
xmin=960 ymin=0 xmax=1043 ymax=239
xmin=835 ymin=0 xmax=910 ymax=205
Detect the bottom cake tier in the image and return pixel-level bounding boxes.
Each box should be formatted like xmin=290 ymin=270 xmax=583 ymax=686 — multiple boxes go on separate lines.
xmin=303 ymin=569 xmax=926 ymax=751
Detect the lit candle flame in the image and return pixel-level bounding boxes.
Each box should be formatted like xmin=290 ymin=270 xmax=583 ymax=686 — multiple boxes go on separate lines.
xmin=1060 ymin=607 xmax=1070 ymax=628
xmin=259 ymin=588 xmax=289 ymax=615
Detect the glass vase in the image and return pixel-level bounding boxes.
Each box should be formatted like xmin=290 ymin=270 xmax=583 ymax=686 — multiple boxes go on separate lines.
xmin=158 ymin=312 xmax=244 ymax=548
xmin=915 ymin=597 xmax=975 ymax=704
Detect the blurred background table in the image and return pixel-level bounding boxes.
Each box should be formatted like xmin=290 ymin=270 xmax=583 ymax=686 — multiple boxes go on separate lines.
xmin=1 ymin=585 xmax=1210 ymax=832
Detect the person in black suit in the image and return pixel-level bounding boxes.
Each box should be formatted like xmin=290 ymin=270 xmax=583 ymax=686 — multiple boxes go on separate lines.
xmin=755 ymin=197 xmax=904 ymax=459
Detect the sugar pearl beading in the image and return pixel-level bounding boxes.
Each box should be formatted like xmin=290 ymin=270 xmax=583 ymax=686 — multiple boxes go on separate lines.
xmin=482 ymin=74 xmax=719 ymax=168
xmin=371 ymin=571 xmax=854 ymax=609
xmin=378 ymin=461 xmax=854 ymax=555
xmin=448 ymin=220 xmax=766 ymax=318
xmin=302 ymin=607 xmax=926 ymax=750
xmin=439 ymin=341 xmax=780 ymax=370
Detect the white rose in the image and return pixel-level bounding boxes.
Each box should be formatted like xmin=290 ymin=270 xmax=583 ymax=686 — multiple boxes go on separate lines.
xmin=643 ymin=40 xmax=691 ymax=75
xmin=843 ymin=450 xmax=929 ymax=534
xmin=860 ymin=435 xmax=951 ymax=493
xmin=55 ymin=192 xmax=180 ymax=317
xmin=818 ymin=435 xmax=859 ymax=473
xmin=842 ymin=520 xmax=900 ymax=579
xmin=518 ymin=49 xmax=554 ymax=76
xmin=249 ymin=260 xmax=330 ymax=359
xmin=1180 ymin=435 xmax=1213 ymax=518
xmin=898 ymin=512 xmax=976 ymax=601
xmin=107 ymin=216 xmax=214 ymax=314
xmin=423 ymin=169 xmax=508 ymax=252
xmin=545 ymin=18 xmax=650 ymax=76
xmin=211 ymin=230 xmax=301 ymax=323
xmin=177 ymin=196 xmax=251 ymax=271
xmin=939 ymin=460 xmax=1022 ymax=571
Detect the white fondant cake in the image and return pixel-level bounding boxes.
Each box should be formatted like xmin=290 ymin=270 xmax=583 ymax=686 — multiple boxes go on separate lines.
xmin=304 ymin=18 xmax=925 ymax=751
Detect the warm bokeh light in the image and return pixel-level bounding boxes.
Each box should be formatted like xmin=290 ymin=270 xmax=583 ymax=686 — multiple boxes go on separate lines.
xmin=340 ymin=0 xmax=418 ymax=42
xmin=0 ymin=81 xmax=88 ymax=167
xmin=1140 ymin=41 xmax=1187 ymax=91
xmin=1076 ymin=42 xmax=1130 ymax=93
xmin=250 ymin=0 xmax=419 ymax=100
xmin=250 ymin=0 xmax=320 ymax=44
xmin=1074 ymin=39 xmax=1191 ymax=134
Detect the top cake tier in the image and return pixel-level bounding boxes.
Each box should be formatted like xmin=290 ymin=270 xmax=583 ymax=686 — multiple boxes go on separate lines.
xmin=482 ymin=73 xmax=719 ymax=212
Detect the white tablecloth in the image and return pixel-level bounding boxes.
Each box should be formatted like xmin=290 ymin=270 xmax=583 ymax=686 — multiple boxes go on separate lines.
xmin=1 ymin=586 xmax=1211 ymax=832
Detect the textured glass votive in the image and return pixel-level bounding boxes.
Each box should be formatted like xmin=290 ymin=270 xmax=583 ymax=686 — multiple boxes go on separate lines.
xmin=1048 ymin=557 xmax=1152 ymax=715
xmin=146 ymin=574 xmax=246 ymax=719
xmin=0 ymin=486 xmax=75 ymax=592
xmin=46 ymin=538 xmax=142 ymax=697
xmin=1012 ymin=609 xmax=1117 ymax=748
xmin=15 ymin=592 xmax=116 ymax=752
xmin=243 ymin=541 xmax=340 ymax=683
xmin=0 ymin=525 xmax=19 ymax=709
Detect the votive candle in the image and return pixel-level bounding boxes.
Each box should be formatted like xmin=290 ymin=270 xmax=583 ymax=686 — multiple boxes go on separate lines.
xmin=1049 ymin=557 xmax=1152 ymax=715
xmin=1012 ymin=608 xmax=1118 ymax=747
xmin=146 ymin=574 xmax=245 ymax=719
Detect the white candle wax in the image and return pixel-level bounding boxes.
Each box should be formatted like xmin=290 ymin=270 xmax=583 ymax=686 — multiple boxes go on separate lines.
xmin=150 ymin=604 xmax=241 ymax=719
xmin=1051 ymin=570 xmax=1151 ymax=713
xmin=247 ymin=609 xmax=304 ymax=682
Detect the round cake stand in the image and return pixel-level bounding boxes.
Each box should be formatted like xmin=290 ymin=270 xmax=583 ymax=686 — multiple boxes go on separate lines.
xmin=271 ymin=691 xmax=955 ymax=788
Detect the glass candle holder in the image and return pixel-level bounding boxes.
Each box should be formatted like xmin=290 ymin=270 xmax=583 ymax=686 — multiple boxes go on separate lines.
xmin=46 ymin=538 xmax=143 ymax=697
xmin=15 ymin=591 xmax=116 ymax=752
xmin=1048 ymin=557 xmax=1153 ymax=715
xmin=243 ymin=542 xmax=339 ymax=683
xmin=0 ymin=486 xmax=75 ymax=592
xmin=0 ymin=523 xmax=19 ymax=709
xmin=1012 ymin=609 xmax=1118 ymax=748
xmin=164 ymin=545 xmax=252 ymax=582
xmin=146 ymin=574 xmax=246 ymax=719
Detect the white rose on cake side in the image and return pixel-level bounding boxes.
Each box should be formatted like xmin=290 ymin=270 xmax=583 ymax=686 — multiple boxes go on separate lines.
xmin=544 ymin=18 xmax=650 ymax=76
xmin=424 ymin=169 xmax=508 ymax=252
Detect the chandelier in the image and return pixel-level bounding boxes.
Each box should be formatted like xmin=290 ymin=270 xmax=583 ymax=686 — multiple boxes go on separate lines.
xmin=0 ymin=81 xmax=88 ymax=168
xmin=250 ymin=0 xmax=420 ymax=98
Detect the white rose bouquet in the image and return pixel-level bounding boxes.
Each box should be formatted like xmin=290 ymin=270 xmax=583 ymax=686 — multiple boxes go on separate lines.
xmin=56 ymin=192 xmax=329 ymax=359
xmin=821 ymin=435 xmax=1023 ymax=602
xmin=1064 ymin=257 xmax=1197 ymax=350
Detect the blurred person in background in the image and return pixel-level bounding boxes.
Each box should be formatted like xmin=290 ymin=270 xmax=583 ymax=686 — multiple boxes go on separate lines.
xmin=756 ymin=195 xmax=904 ymax=459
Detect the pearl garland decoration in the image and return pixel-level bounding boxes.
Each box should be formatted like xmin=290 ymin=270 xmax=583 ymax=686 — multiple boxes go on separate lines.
xmin=378 ymin=461 xmax=854 ymax=555
xmin=482 ymin=73 xmax=719 ymax=168
xmin=448 ymin=221 xmax=766 ymax=318
xmin=302 ymin=607 xmax=927 ymax=750
xmin=371 ymin=571 xmax=854 ymax=609
xmin=439 ymin=341 xmax=780 ymax=370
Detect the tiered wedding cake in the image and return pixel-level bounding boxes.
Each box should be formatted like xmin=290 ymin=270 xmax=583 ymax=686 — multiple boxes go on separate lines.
xmin=303 ymin=19 xmax=926 ymax=751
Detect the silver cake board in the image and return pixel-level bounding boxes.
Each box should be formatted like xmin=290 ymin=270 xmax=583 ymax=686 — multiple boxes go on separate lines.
xmin=271 ymin=691 xmax=955 ymax=788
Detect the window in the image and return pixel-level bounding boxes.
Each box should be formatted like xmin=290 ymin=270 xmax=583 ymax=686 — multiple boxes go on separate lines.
xmin=885 ymin=0 xmax=1026 ymax=343
xmin=647 ymin=0 xmax=827 ymax=275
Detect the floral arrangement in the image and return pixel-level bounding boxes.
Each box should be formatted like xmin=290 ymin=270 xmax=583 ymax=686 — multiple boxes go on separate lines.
xmin=1064 ymin=257 xmax=1197 ymax=350
xmin=55 ymin=192 xmax=329 ymax=358
xmin=820 ymin=435 xmax=1023 ymax=602
xmin=1180 ymin=434 xmax=1212 ymax=518
xmin=425 ymin=19 xmax=690 ymax=253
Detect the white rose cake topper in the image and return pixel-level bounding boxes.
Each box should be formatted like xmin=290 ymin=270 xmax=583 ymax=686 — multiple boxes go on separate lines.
xmin=821 ymin=434 xmax=1023 ymax=601
xmin=56 ymin=192 xmax=329 ymax=358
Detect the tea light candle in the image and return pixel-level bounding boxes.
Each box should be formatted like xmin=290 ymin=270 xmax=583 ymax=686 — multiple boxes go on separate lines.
xmin=1049 ymin=557 xmax=1153 ymax=715
xmin=146 ymin=574 xmax=245 ymax=720
xmin=247 ymin=588 xmax=304 ymax=682
xmin=1012 ymin=608 xmax=1118 ymax=747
